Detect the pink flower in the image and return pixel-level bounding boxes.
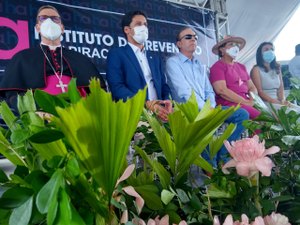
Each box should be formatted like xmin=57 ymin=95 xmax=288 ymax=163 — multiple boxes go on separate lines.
xmin=222 ymin=135 xmax=280 ymax=177
xmin=264 ymin=212 xmax=291 ymax=225
xmin=213 ymin=214 xmax=265 ymax=225
xmin=252 ymin=217 xmax=265 ymax=225
xmin=133 ymin=215 xmax=187 ymax=225
xmin=213 ymin=214 xmax=236 ymax=225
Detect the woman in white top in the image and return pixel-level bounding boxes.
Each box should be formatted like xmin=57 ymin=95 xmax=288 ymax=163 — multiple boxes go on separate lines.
xmin=250 ymin=42 xmax=292 ymax=111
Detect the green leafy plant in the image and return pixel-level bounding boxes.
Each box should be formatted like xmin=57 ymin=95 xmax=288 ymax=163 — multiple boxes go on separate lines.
xmin=0 ymin=79 xmax=146 ymax=224
xmin=138 ymin=94 xmax=237 ymax=184
xmin=286 ymin=77 xmax=300 ymax=105
xmin=127 ymin=93 xmax=237 ymax=223
xmin=2 ymin=77 xmax=297 ymax=225
xmin=242 ymin=92 xmax=300 ymax=224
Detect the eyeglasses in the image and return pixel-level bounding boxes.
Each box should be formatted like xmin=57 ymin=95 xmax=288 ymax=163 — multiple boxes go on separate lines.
xmin=179 ymin=34 xmax=198 ymax=41
xmin=38 ymin=15 xmax=61 ymax=24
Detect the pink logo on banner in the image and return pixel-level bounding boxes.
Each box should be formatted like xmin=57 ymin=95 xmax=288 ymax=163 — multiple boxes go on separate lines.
xmin=0 ymin=17 xmax=29 ymax=60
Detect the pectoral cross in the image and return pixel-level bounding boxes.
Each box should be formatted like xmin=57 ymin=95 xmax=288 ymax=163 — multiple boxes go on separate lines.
xmin=56 ymin=79 xmax=68 ymax=93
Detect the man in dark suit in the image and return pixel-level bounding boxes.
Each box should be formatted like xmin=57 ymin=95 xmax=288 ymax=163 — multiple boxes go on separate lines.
xmin=0 ymin=5 xmax=106 ymax=112
xmin=106 ymin=11 xmax=172 ymax=121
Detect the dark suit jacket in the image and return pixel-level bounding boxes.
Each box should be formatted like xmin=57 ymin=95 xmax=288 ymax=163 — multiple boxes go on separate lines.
xmin=106 ymin=44 xmax=170 ymax=101
xmin=0 ymin=46 xmax=105 ymax=90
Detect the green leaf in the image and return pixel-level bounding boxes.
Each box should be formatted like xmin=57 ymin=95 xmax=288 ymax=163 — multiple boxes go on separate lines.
xmin=24 ymin=171 xmax=48 ymax=193
xmin=50 ymin=188 xmax=72 ymax=225
xmin=36 ymin=169 xmax=64 ymax=214
xmin=161 ymin=189 xmax=175 ymax=205
xmin=29 ymin=129 xmax=64 ymax=143
xmin=277 ymin=107 xmax=292 ymax=133
xmin=9 ymin=196 xmax=33 ymax=225
xmin=165 ymin=210 xmax=182 ymax=224
xmin=13 ymin=166 xmax=29 ymax=179
xmin=9 ymin=174 xmax=29 ymax=187
xmin=63 ymin=172 xmax=108 ymax=218
xmin=0 ymin=168 xmax=9 ymax=183
xmin=270 ymin=195 xmax=294 ymax=202
xmin=143 ymin=94 xmax=235 ymax=186
xmin=0 ymin=187 xmax=33 ymax=209
xmin=54 ymin=79 xmax=146 ymax=200
xmin=110 ymin=198 xmax=127 ymax=211
xmin=143 ymin=109 xmax=177 ymax=173
xmin=164 ymin=201 xmax=178 ymax=212
xmin=34 ymin=89 xmax=69 ymax=116
xmin=17 ymin=90 xmax=36 ymax=114
xmin=95 ymin=214 xmax=106 ymax=225
xmin=135 ymin=146 xmax=171 ymax=189
xmin=174 ymin=91 xmax=199 ymax=122
xmin=0 ymin=208 xmax=10 ymax=225
xmin=152 ymin=161 xmax=171 ymax=189
xmin=189 ymin=193 xmax=202 ymax=210
xmin=270 ymin=124 xmax=284 ymax=131
xmin=65 ymin=154 xmax=81 ymax=178
xmin=0 ymin=131 xmax=25 ymax=166
xmin=30 ymin=139 xmax=68 ymax=160
xmin=176 ymin=188 xmax=189 ymax=204
xmin=46 ymin=156 xmax=65 ymax=169
xmin=134 ymin=171 xmax=156 ymax=185
xmin=68 ymin=204 xmax=86 ymax=225
xmin=282 ymin=135 xmax=300 ymax=145
xmin=21 ymin=111 xmax=44 ymax=128
xmin=11 ymin=129 xmax=31 ymax=145
xmin=209 ymin=123 xmax=235 ymax=159
xmin=206 ymin=183 xmax=235 ymax=199
xmin=251 ymin=92 xmax=274 ymax=117
xmin=0 ymin=101 xmax=20 ymax=131
xmin=67 ymin=78 xmax=81 ymax=104
xmin=261 ymin=199 xmax=275 ymax=215
xmin=193 ymin=156 xmax=213 ymax=174
xmin=47 ymin=192 xmax=58 ymax=225
xmin=134 ymin=185 xmax=163 ymax=210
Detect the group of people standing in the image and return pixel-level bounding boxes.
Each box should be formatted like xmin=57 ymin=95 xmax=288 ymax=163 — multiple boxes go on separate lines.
xmin=0 ymin=6 xmax=298 ymax=164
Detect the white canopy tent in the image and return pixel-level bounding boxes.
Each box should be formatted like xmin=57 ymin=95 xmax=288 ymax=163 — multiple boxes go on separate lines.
xmin=227 ymin=0 xmax=300 ymax=70
xmin=167 ymin=0 xmax=300 ymax=70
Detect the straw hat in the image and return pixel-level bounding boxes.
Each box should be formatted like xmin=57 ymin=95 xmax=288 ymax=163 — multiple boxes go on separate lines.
xmin=212 ymin=35 xmax=246 ymax=55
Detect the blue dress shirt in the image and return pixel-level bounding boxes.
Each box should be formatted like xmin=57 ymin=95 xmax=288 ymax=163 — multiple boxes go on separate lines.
xmin=166 ymin=52 xmax=216 ymax=109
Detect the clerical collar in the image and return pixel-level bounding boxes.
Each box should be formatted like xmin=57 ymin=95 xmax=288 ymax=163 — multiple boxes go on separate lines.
xmin=41 ymin=42 xmax=61 ymax=50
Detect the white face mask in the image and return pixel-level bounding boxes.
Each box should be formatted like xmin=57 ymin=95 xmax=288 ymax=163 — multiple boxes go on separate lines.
xmin=40 ymin=18 xmax=62 ymax=41
xmin=225 ymin=46 xmax=240 ymax=59
xmin=132 ymin=25 xmax=148 ymax=44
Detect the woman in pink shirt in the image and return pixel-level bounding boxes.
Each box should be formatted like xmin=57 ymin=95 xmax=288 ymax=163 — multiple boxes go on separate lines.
xmin=210 ymin=36 xmax=260 ymax=119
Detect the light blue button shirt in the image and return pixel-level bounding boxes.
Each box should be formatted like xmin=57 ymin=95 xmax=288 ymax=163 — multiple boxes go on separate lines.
xmin=166 ymin=52 xmax=216 ymax=109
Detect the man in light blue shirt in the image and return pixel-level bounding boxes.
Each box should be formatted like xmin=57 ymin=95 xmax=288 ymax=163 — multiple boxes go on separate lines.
xmin=166 ymin=49 xmax=216 ymax=109
xmin=166 ymin=26 xmax=249 ymax=165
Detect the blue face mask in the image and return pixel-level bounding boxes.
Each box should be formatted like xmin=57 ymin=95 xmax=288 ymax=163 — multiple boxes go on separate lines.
xmin=262 ymin=50 xmax=275 ymax=63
